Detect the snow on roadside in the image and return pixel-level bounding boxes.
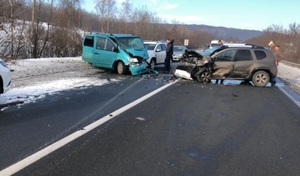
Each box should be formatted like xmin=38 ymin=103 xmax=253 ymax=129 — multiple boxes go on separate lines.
xmin=9 ymin=57 xmax=92 ymax=79
xmin=0 ymin=78 xmax=116 ymax=107
xmin=0 ymin=57 xmax=122 ymax=109
xmin=277 ymin=63 xmax=300 ymax=88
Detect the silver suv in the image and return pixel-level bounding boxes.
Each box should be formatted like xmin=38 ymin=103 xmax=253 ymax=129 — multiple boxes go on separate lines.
xmin=176 ymin=44 xmax=278 ymax=87
xmin=144 ymin=41 xmax=167 ymax=69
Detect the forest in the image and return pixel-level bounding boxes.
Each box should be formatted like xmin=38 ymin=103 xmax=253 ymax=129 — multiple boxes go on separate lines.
xmin=0 ymin=0 xmax=299 ymax=63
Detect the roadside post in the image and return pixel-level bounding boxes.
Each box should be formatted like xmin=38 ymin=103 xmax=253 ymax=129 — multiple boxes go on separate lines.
xmin=268 ymin=40 xmax=274 ymax=50
xmin=184 ymin=39 xmax=189 ymax=46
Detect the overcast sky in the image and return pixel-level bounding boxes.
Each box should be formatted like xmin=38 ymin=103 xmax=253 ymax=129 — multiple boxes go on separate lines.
xmin=83 ymin=0 xmax=300 ymax=31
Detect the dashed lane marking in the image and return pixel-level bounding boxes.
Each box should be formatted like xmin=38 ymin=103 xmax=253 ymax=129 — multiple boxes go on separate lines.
xmin=0 ymin=80 xmax=178 ymax=176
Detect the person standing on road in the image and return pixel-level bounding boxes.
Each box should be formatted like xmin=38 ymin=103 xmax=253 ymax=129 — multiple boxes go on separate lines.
xmin=274 ymin=45 xmax=284 ymax=66
xmin=165 ymin=38 xmax=174 ymax=72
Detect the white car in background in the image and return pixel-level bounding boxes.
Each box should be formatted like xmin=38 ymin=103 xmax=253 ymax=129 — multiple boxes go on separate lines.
xmin=172 ymin=45 xmax=187 ymax=62
xmin=144 ymin=41 xmax=167 ymax=69
xmin=0 ymin=58 xmax=11 ymax=94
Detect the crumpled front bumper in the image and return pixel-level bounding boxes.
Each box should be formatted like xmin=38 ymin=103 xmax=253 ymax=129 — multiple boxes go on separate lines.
xmin=174 ymin=62 xmax=196 ymax=80
xmin=129 ymin=61 xmax=158 ymax=76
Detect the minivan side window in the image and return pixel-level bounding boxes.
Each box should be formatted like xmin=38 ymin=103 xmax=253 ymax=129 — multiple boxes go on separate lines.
xmin=106 ymin=39 xmax=115 ymax=52
xmin=96 ymin=37 xmax=106 ymax=50
xmin=214 ymin=50 xmax=236 ymax=61
xmin=254 ymin=50 xmax=267 ymax=60
xmin=84 ymin=36 xmax=94 ymax=47
xmin=234 ymin=50 xmax=253 ymax=61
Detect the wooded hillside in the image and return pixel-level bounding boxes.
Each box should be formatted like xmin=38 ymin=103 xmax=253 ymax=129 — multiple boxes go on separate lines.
xmin=0 ymin=0 xmax=299 ymax=63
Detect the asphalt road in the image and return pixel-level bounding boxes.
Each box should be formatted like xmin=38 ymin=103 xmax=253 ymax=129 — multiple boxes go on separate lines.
xmin=1 ymin=73 xmax=300 ymax=176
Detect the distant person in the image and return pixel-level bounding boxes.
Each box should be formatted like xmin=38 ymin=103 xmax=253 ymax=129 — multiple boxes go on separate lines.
xmin=217 ymin=40 xmax=223 ymax=45
xmin=274 ymin=45 xmax=284 ymax=66
xmin=165 ymin=38 xmax=174 ymax=72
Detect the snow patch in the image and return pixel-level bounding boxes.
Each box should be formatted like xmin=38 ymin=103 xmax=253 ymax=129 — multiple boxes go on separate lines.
xmin=0 ymin=57 xmax=122 ymax=107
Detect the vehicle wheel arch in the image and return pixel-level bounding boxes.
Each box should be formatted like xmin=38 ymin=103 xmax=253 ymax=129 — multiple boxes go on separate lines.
xmin=0 ymin=76 xmax=3 ymax=94
xmin=150 ymin=57 xmax=156 ymax=64
xmin=149 ymin=57 xmax=156 ymax=69
xmin=114 ymin=60 xmax=129 ymax=75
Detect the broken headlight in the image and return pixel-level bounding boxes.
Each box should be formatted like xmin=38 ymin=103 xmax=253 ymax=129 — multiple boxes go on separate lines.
xmin=129 ymin=58 xmax=138 ymax=63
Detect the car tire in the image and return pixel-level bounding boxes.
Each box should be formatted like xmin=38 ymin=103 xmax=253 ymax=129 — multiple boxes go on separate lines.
xmin=196 ymin=68 xmax=211 ymax=83
xmin=150 ymin=58 xmax=156 ymax=69
xmin=251 ymin=70 xmax=270 ymax=87
xmin=117 ymin=61 xmax=126 ymax=75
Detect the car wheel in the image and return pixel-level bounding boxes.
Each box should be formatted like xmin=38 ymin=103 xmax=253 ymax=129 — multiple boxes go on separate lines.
xmin=196 ymin=68 xmax=211 ymax=83
xmin=117 ymin=61 xmax=126 ymax=75
xmin=251 ymin=70 xmax=270 ymax=87
xmin=150 ymin=58 xmax=156 ymax=69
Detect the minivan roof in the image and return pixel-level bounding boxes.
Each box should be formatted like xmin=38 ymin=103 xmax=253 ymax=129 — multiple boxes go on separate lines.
xmin=86 ymin=33 xmax=139 ymax=38
xmin=144 ymin=40 xmax=166 ymax=44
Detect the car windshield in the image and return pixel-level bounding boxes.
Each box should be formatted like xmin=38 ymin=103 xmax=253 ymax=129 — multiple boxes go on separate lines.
xmin=210 ymin=43 xmax=221 ymax=48
xmin=116 ymin=37 xmax=145 ymax=50
xmin=144 ymin=43 xmax=156 ymax=50
xmin=174 ymin=46 xmax=185 ymax=52
xmin=201 ymin=45 xmax=223 ymax=56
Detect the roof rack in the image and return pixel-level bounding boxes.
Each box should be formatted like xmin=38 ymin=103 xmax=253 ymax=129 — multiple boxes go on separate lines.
xmin=223 ymin=43 xmax=265 ymax=49
xmin=245 ymin=44 xmax=265 ymax=49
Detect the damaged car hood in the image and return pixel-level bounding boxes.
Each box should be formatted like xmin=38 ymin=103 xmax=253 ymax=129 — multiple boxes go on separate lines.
xmin=125 ymin=48 xmax=149 ymax=60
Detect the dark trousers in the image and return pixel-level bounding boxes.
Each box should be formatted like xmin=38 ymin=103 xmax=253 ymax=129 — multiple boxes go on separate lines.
xmin=164 ymin=55 xmax=172 ymax=70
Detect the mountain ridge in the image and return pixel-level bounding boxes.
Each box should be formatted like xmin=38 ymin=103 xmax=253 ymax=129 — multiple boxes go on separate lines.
xmin=184 ymin=24 xmax=263 ymax=41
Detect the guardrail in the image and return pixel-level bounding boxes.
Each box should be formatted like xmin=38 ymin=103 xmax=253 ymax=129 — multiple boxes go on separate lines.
xmin=281 ymin=60 xmax=300 ymax=68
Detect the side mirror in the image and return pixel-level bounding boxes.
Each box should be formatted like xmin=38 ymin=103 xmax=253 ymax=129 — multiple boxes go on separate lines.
xmin=112 ymin=47 xmax=118 ymax=52
xmin=156 ymin=48 xmax=162 ymax=52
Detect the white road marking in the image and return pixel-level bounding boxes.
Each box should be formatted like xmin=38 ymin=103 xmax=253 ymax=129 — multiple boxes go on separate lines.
xmin=0 ymin=80 xmax=178 ymax=176
xmin=278 ymin=86 xmax=300 ymax=109
xmin=276 ymin=78 xmax=300 ymax=109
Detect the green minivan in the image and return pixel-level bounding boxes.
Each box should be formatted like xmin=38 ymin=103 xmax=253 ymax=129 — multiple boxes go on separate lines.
xmin=82 ymin=33 xmax=149 ymax=75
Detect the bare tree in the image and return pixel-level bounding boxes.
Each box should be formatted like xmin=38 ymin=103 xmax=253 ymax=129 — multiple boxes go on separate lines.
xmin=119 ymin=0 xmax=132 ymax=33
xmin=188 ymin=30 xmax=214 ymax=49
xmin=95 ymin=0 xmax=117 ymax=32
xmin=8 ymin=0 xmax=15 ymax=59
xmin=246 ymin=23 xmax=300 ymax=64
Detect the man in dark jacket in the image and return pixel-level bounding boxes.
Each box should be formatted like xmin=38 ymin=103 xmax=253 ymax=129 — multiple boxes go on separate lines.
xmin=165 ymin=39 xmax=174 ymax=72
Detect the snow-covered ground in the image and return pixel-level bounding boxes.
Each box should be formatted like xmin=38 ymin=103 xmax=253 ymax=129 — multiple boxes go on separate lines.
xmin=277 ymin=63 xmax=300 ymax=93
xmin=1 ymin=57 xmax=300 ymax=111
xmin=0 ymin=57 xmax=125 ymax=109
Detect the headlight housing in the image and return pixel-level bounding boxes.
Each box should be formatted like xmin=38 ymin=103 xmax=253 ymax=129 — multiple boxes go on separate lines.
xmin=0 ymin=60 xmax=8 ymax=68
xmin=129 ymin=58 xmax=138 ymax=63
